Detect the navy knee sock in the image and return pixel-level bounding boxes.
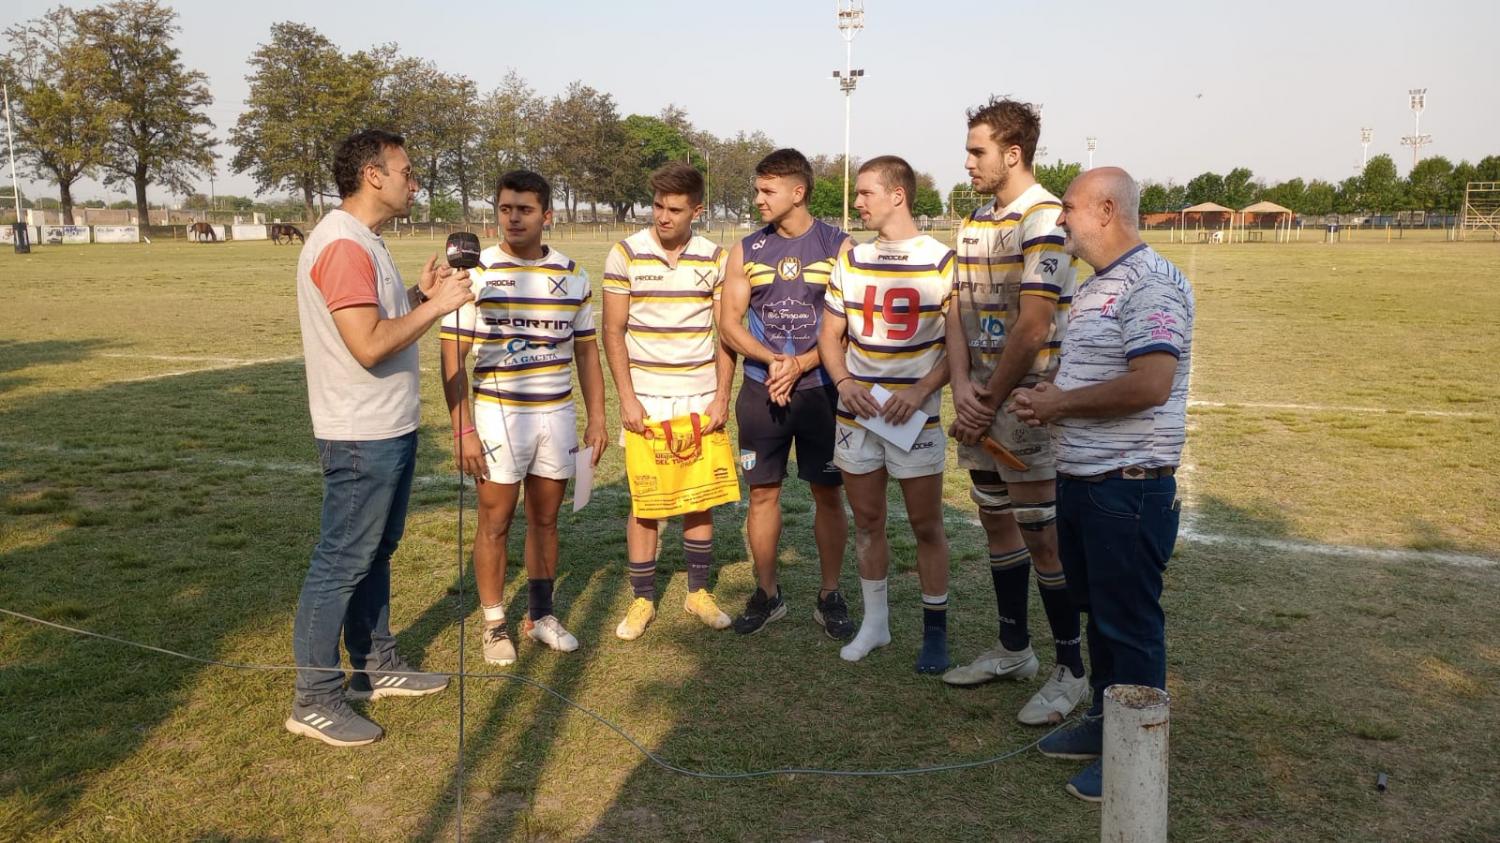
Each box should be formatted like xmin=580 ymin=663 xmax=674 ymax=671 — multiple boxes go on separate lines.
xmin=990 ymin=547 xmax=1032 ymax=651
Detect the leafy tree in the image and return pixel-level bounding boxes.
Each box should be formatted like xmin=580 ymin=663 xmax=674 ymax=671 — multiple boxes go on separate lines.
xmin=1139 ymin=181 xmax=1170 ymax=214
xmin=375 ymin=58 xmax=475 ymax=220
xmin=1300 ymin=180 xmax=1337 ymax=216
xmin=605 ymin=113 xmax=693 ymax=219
xmin=1259 ymin=178 xmax=1305 ymax=212
xmin=1448 ymin=161 xmax=1478 ymax=215
xmin=75 ymin=0 xmax=216 ymax=222
xmin=1335 ymin=176 xmax=1362 ymax=214
xmin=1476 ymin=155 xmax=1500 ymax=183
xmin=1356 ymin=154 xmax=1405 ymax=214
xmin=1036 ymin=160 xmax=1082 ymax=201
xmin=1185 ymin=171 xmax=1225 ymax=206
xmin=231 ymin=22 xmax=374 ymax=220
xmin=2 ymin=8 xmax=119 ymax=224
xmin=473 ymin=71 xmax=544 ymax=215
xmin=1222 ymin=167 xmax=1258 ymax=209
xmin=809 ymin=178 xmax=852 ymax=221
xmin=710 ymin=130 xmax=776 ymax=222
xmin=1407 ymin=156 xmax=1454 ymax=213
xmin=947 ymin=182 xmax=981 ymax=219
xmin=535 ymin=81 xmax=621 ymax=222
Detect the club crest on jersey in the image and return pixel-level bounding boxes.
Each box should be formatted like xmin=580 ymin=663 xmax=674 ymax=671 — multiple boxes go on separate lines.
xmin=776 ymin=256 xmax=802 ymax=281
xmin=549 ymin=277 xmax=568 ymax=296
xmin=739 ymin=449 xmax=757 ymax=471
xmin=694 ymin=269 xmax=715 ymax=288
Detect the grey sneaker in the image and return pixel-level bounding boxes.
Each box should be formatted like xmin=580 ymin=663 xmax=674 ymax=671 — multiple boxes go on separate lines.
xmin=346 ymin=660 xmax=450 ymax=701
xmin=285 ymin=699 xmax=383 ymax=747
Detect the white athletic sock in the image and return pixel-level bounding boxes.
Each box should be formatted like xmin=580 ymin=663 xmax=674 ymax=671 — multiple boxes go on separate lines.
xmin=481 ymin=602 xmax=506 ymax=623
xmin=840 ymin=577 xmax=891 ymax=662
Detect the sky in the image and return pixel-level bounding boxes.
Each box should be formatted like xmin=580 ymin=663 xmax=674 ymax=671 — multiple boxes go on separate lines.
xmin=4 ymin=0 xmax=1497 ymax=206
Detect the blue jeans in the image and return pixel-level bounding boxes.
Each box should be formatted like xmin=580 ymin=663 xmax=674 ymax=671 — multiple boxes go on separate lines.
xmin=1056 ymin=475 xmax=1179 ymax=716
xmin=292 ymin=432 xmax=417 ymax=705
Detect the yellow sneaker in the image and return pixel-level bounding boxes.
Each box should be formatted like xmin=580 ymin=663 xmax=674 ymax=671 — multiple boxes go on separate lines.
xmin=615 ymin=597 xmax=656 ymax=641
xmin=683 ymin=589 xmax=731 ymax=630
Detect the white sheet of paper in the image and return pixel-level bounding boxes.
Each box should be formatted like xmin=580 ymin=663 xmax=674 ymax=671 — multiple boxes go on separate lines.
xmin=859 ymin=385 xmax=928 ymax=453
xmin=572 ymin=446 xmax=594 ymax=512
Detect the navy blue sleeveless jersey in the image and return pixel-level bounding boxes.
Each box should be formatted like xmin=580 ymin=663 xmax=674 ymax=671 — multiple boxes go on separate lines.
xmin=740 ymin=219 xmax=849 ymax=391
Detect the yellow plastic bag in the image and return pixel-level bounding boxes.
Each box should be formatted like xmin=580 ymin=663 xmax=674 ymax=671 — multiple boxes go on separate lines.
xmin=624 ymin=413 xmax=741 ymax=519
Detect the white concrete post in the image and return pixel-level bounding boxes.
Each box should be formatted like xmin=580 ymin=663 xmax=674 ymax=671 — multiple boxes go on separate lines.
xmin=1101 ymin=684 xmax=1170 ymax=843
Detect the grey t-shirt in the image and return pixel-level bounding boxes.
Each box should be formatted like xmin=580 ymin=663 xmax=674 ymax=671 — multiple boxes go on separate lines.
xmin=295 ymin=209 xmax=420 ymax=441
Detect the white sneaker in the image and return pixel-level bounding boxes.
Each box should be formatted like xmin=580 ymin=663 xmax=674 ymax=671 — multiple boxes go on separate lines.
xmin=940 ymin=642 xmax=1039 ymax=686
xmin=1017 ymin=665 xmax=1090 ymax=725
xmin=524 ymin=615 xmax=579 ymax=652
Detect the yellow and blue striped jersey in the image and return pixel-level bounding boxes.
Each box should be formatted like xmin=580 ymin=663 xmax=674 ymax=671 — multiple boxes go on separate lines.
xmin=954 ymin=183 xmax=1081 ymax=383
xmin=602 ymin=228 xmax=726 ymax=397
xmin=440 ymin=245 xmax=594 ymax=412
xmin=826 ymin=234 xmax=954 ymax=423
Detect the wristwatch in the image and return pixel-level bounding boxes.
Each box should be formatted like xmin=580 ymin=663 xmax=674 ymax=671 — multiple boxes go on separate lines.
xmin=414 ymin=284 xmax=430 ymax=304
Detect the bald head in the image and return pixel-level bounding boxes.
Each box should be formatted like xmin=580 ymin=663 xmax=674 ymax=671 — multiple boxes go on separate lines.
xmin=1070 ymin=167 xmax=1140 ymax=231
xmin=1058 ymin=166 xmax=1144 ymax=268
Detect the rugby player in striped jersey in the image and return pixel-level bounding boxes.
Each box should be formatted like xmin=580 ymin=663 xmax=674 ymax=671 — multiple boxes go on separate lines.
xmin=601 ymin=162 xmax=735 ymax=641
xmin=942 ymin=97 xmax=1089 ymax=725
xmin=818 ymin=156 xmax=956 ymax=674
xmin=441 ymin=170 xmax=606 ymax=664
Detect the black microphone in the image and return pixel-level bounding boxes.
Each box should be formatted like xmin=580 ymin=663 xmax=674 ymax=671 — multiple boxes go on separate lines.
xmin=445 ymin=231 xmax=481 ymax=270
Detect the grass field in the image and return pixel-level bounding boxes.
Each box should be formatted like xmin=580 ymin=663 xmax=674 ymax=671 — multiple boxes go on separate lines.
xmin=1 ymin=230 xmax=1498 ymax=842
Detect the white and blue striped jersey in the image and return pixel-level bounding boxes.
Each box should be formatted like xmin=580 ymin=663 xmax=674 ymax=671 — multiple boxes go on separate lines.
xmin=1052 ymin=244 xmax=1194 ymax=475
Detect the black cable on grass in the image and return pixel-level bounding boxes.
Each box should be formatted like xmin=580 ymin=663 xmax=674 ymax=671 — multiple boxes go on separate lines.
xmin=0 ymin=605 xmax=1064 ymax=780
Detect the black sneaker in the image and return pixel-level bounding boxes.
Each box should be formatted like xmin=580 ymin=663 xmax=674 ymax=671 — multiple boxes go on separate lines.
xmin=285 ymin=698 xmax=383 ymax=747
xmin=814 ymin=590 xmax=856 ymax=641
xmin=346 ymin=658 xmax=450 ymax=701
xmin=732 ymin=587 xmax=786 ymax=635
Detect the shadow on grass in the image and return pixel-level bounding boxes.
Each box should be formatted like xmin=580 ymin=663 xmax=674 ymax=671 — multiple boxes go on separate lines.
xmin=0 ymin=338 xmax=112 ymax=393
xmin=0 ymin=359 xmax=458 ymax=836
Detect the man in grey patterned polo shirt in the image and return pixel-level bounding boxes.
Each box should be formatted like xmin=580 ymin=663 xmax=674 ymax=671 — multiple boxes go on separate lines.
xmin=1009 ymin=166 xmax=1194 ymax=803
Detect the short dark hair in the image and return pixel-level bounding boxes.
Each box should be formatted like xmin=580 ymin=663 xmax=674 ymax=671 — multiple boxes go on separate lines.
xmin=858 ymin=155 xmax=916 ymax=208
xmin=755 ymin=148 xmax=813 ymax=194
xmin=966 ymin=96 xmax=1041 ymax=168
xmin=497 ymin=169 xmax=552 ymax=211
xmin=649 ymin=161 xmax=704 ymax=206
xmin=333 ymin=129 xmax=406 ymax=199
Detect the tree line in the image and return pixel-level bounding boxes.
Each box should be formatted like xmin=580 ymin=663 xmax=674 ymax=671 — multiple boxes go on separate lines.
xmin=1137 ymin=154 xmax=1500 ymax=218
xmin=5 ymin=4 xmax=1498 ymax=226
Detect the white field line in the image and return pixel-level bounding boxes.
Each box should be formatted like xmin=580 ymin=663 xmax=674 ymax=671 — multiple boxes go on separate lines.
xmin=110 ymin=355 xmax=302 ymax=383
xmin=101 ymin=353 xmax=287 ymax=364
xmin=5 ymin=437 xmax=1493 ymax=570
xmin=1189 ymin=399 xmax=1489 ymax=419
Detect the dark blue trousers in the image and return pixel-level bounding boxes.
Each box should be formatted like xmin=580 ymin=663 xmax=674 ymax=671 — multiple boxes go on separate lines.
xmin=1056 ymin=475 xmax=1179 ymax=716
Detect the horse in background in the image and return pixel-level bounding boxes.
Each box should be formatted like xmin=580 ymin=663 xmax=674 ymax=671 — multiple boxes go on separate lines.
xmin=270 ymin=223 xmax=305 ymax=245
xmin=188 ymin=222 xmax=217 ymax=242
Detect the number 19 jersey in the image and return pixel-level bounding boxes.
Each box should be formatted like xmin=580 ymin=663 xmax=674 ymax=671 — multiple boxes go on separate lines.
xmin=825 ymin=234 xmax=955 ymax=419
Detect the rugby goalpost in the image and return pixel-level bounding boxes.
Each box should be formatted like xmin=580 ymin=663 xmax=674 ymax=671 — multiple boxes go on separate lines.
xmin=1459 ymin=181 xmax=1500 ymax=240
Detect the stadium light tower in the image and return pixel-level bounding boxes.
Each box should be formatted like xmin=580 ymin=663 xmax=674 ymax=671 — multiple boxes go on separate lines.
xmin=1400 ymin=88 xmax=1432 ymax=170
xmin=832 ymin=0 xmax=865 ymax=231
xmin=1360 ymin=127 xmax=1373 ymax=167
xmin=1086 ymin=137 xmax=1098 ymax=170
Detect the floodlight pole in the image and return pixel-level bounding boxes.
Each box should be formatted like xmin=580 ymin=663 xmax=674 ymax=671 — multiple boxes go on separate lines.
xmin=1086 ymin=137 xmax=1098 ymax=170
xmin=1400 ymin=88 xmax=1432 ymax=171
xmin=3 ymin=82 xmax=21 ymax=222
xmin=833 ymin=1 xmax=865 ymax=231
xmin=1360 ymin=127 xmax=1373 ymax=168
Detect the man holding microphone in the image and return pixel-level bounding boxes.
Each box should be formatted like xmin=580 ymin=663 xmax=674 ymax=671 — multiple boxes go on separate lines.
xmin=287 ymin=129 xmax=473 ymax=747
